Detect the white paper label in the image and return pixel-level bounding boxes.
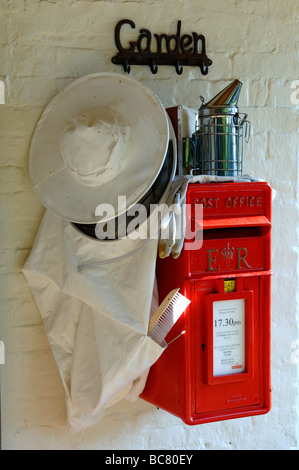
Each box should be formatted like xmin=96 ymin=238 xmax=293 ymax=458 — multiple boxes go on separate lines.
xmin=213 ymin=299 xmax=245 ymax=376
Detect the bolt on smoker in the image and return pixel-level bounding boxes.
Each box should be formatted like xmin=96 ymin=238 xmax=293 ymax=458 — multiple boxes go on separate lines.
xmin=141 ymin=80 xmax=272 ymax=425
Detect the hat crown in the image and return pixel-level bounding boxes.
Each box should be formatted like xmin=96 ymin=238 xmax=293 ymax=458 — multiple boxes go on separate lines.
xmin=59 ymin=110 xmax=130 ymax=187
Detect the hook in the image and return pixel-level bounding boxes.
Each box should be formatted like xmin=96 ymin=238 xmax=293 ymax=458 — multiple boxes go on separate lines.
xmin=175 ymin=59 xmax=183 ymax=75
xmin=123 ymin=59 xmax=131 ymax=74
xmin=200 ymin=62 xmax=208 ymax=75
xmin=150 ymin=59 xmax=158 ymax=74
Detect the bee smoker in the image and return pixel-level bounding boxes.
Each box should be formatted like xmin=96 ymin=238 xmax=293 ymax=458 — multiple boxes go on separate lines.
xmin=191 ymin=79 xmax=250 ymax=176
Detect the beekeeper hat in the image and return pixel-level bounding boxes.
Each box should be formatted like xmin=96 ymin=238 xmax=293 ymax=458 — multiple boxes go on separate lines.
xmin=29 ymin=72 xmax=169 ymax=224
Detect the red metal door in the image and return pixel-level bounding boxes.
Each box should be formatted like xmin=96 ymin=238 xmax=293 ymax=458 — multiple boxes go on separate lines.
xmin=194 ymin=277 xmax=260 ymax=416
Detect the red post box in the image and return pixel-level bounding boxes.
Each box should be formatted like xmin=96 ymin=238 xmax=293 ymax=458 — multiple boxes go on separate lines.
xmin=141 ymin=181 xmax=272 ymax=425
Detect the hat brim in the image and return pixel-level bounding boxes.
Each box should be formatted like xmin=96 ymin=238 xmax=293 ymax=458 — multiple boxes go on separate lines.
xmin=29 ymin=73 xmax=169 ymax=224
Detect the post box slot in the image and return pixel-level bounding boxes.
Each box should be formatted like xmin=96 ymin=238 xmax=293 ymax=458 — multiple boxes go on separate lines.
xmin=200 ymin=215 xmax=271 ymax=230
xmin=202 ymin=226 xmax=268 ymax=240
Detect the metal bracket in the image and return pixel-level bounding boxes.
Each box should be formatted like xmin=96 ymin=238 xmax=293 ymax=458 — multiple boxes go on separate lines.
xmin=111 ymin=20 xmax=212 ymax=75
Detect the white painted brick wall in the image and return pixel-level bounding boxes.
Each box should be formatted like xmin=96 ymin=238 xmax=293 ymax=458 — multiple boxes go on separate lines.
xmin=0 ymin=0 xmax=298 ymax=450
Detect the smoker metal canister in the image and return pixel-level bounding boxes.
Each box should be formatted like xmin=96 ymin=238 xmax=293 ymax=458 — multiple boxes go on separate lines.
xmin=195 ymin=80 xmax=250 ymax=177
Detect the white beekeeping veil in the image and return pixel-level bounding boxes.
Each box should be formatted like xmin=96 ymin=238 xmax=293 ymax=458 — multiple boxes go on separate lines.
xmin=23 ymin=73 xmax=175 ymax=432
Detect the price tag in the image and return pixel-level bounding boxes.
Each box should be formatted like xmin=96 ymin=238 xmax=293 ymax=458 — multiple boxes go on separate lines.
xmin=213 ymin=298 xmax=245 ymax=376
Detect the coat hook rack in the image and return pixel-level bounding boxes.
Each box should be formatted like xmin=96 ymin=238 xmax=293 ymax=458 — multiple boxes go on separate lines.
xmin=111 ymin=20 xmax=212 ymax=75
